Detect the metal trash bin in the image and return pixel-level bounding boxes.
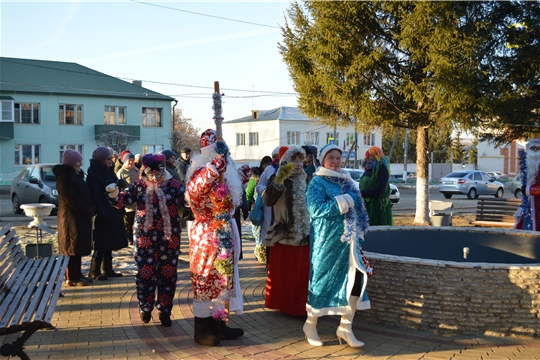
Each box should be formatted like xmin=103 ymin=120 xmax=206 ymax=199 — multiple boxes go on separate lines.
xmin=429 ymin=200 xmax=453 ymax=226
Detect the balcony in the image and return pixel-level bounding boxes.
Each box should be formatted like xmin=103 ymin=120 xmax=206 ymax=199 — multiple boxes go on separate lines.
xmin=94 ymin=125 xmax=140 ymax=141
xmin=0 ymin=122 xmax=14 ymax=140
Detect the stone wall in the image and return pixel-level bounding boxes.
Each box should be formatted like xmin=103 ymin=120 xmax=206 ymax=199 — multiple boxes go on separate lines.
xmin=362 ymin=252 xmax=540 ymax=338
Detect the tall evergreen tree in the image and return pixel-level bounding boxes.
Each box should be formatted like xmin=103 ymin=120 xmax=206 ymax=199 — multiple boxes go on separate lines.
xmin=280 ymin=1 xmax=540 ymax=223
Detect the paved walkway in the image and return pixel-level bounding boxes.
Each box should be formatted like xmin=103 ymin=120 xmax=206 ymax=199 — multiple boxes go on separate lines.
xmin=2 ymin=238 xmax=540 ymax=360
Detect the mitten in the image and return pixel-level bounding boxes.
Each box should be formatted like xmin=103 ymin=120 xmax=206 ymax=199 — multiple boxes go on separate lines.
xmin=105 ymin=183 xmax=119 ymax=198
xmin=275 ymin=162 xmax=294 ymax=184
xmin=212 ymin=156 xmax=227 ymax=173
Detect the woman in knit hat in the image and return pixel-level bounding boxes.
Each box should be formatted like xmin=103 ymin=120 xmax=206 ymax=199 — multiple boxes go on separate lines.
xmin=116 ymin=150 xmax=139 ymax=246
xmin=107 ymin=153 xmax=186 ymax=327
xmin=261 ymin=146 xmax=310 ymax=317
xmin=52 ymin=150 xmax=95 ymax=286
xmin=86 ymin=146 xmax=127 ymax=280
xmin=303 ymin=144 xmax=372 ymax=348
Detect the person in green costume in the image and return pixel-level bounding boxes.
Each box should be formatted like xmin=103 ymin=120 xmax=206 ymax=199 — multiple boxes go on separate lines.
xmin=359 ymin=146 xmax=393 ymax=226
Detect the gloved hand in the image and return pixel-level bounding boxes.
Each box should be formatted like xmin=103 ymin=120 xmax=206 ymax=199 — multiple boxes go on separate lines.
xmin=212 ymin=156 xmax=227 ymax=173
xmin=274 ymin=162 xmax=294 ymax=185
xmin=105 ymin=183 xmax=119 ymax=198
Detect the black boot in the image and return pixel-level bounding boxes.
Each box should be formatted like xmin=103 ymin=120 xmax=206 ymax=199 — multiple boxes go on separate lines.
xmin=89 ymin=252 xmax=108 ymax=280
xmin=194 ymin=317 xmax=220 ymax=346
xmin=103 ymin=256 xmax=123 ymax=277
xmin=159 ymin=312 xmax=172 ymax=327
xmin=140 ymin=311 xmax=152 ymax=324
xmin=209 ymin=318 xmax=244 ymax=340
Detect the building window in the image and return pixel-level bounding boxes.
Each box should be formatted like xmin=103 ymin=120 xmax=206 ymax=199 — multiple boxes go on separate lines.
xmin=287 ymin=131 xmax=301 ymax=145
xmin=364 ymin=133 xmax=376 ymax=146
xmin=59 ymin=145 xmax=83 ymax=163
xmin=345 ymin=133 xmax=356 ymax=147
xmin=306 ymin=132 xmax=319 ymax=145
xmin=249 ymin=132 xmax=259 ymax=146
xmin=59 ymin=104 xmax=83 ymax=125
xmin=15 ymin=144 xmax=40 ymax=165
xmin=142 ymin=108 xmax=162 ymax=127
xmin=326 ymin=132 xmax=339 ymax=145
xmin=104 ymin=106 xmax=126 ymax=125
xmin=236 ymin=133 xmax=246 ymax=146
xmin=14 ymin=103 xmax=40 ymax=124
xmin=142 ymin=144 xmax=163 ymax=154
xmin=1 ymin=101 xmax=13 ymax=121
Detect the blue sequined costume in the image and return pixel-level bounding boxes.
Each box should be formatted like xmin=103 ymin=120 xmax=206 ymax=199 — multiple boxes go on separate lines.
xmin=305 ymin=167 xmax=370 ymax=316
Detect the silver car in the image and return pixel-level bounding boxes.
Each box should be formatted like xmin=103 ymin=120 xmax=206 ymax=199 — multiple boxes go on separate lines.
xmin=343 ymin=168 xmax=400 ymax=204
xmin=10 ymin=164 xmax=59 ymax=214
xmin=438 ymin=170 xmax=504 ymax=200
xmin=510 ymin=174 xmax=522 ymax=198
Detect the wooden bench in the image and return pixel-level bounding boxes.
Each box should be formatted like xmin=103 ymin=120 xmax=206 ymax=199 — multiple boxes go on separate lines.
xmin=469 ymin=198 xmax=521 ymax=228
xmin=0 ymin=224 xmax=69 ymax=360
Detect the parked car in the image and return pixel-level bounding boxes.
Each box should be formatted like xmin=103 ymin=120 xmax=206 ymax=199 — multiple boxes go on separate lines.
xmin=487 ymin=171 xmax=509 ymax=180
xmin=438 ymin=170 xmax=504 ymax=199
xmin=343 ymin=168 xmax=400 ymax=204
xmin=510 ymin=174 xmax=522 ymax=198
xmin=10 ymin=164 xmax=59 ymax=214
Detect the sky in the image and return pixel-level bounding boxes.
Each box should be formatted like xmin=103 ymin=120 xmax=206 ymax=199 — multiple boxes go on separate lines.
xmin=0 ymin=0 xmax=299 ymax=132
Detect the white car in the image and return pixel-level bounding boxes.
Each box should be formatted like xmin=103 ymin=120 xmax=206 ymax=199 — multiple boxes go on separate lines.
xmin=342 ymin=168 xmax=400 ymax=204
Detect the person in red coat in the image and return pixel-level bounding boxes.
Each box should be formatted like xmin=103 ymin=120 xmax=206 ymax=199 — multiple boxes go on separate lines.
xmin=516 ymin=138 xmax=540 ymax=230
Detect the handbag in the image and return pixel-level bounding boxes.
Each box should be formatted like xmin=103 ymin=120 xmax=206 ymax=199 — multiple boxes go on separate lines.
xmin=248 ymin=195 xmax=264 ymax=226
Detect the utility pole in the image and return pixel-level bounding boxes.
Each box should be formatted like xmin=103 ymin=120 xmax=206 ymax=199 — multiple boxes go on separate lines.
xmin=403 ymin=128 xmax=410 ymax=181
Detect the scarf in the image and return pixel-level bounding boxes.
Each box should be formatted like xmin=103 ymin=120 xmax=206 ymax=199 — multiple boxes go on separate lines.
xmin=142 ymin=171 xmax=172 ymax=240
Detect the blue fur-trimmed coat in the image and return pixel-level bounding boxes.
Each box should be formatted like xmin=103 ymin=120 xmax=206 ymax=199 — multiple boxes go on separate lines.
xmin=305 ymin=167 xmax=370 ymax=316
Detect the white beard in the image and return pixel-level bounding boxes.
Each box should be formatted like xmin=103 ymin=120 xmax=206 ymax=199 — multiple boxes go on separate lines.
xmin=527 ymin=150 xmax=540 ymax=186
xmin=185 ymin=151 xmax=243 ymax=207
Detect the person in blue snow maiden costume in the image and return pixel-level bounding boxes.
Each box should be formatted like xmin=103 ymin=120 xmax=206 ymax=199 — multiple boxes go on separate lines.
xmin=304 ymin=144 xmax=374 ymax=348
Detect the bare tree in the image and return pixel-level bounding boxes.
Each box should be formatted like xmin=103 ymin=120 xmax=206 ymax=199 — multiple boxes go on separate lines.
xmin=97 ymin=131 xmax=133 ymax=154
xmin=170 ymin=109 xmax=200 ymax=154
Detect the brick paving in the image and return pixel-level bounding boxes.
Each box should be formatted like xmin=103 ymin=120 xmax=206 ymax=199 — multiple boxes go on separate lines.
xmin=1 ymin=234 xmax=540 ymax=359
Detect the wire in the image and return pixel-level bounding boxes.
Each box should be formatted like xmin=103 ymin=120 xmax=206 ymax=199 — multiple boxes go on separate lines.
xmin=129 ymin=0 xmax=281 ymax=29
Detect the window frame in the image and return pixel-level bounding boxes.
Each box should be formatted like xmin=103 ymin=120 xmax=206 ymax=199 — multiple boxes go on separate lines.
xmin=326 ymin=132 xmax=339 ymax=145
xmin=14 ymin=103 xmax=40 ymax=124
xmin=142 ymin=107 xmax=162 ymax=127
xmin=236 ymin=133 xmax=246 ymax=146
xmin=15 ymin=144 xmax=40 ymax=165
xmin=287 ymin=131 xmax=301 ymax=145
xmin=306 ymin=131 xmax=319 ymax=145
xmin=248 ymin=132 xmax=258 ymax=146
xmin=1 ymin=100 xmax=14 ymax=122
xmin=59 ymin=104 xmax=83 ymax=125
xmin=104 ymin=105 xmax=126 ymax=125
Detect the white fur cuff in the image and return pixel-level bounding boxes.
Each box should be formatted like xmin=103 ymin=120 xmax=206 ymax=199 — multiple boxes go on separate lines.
xmin=343 ymin=193 xmax=354 ymax=208
xmin=335 ymin=195 xmax=350 ymax=215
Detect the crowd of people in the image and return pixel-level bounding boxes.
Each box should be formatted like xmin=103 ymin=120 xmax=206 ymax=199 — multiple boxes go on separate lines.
xmin=54 ymin=129 xmax=396 ymax=346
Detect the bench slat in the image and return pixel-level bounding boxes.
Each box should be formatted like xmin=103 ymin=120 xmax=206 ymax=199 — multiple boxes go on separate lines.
xmin=41 ymin=256 xmax=69 ymax=324
xmin=471 ymin=198 xmax=521 ymax=228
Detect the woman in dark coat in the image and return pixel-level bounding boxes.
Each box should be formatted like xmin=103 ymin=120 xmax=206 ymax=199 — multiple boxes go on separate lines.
xmin=52 ymin=149 xmax=95 ymax=286
xmin=86 ymin=146 xmax=127 ymax=280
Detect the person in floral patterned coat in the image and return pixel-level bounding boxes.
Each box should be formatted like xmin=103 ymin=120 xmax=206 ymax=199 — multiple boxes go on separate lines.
xmin=107 ymin=153 xmax=185 ymax=327
xmin=185 ymin=129 xmax=244 ymax=346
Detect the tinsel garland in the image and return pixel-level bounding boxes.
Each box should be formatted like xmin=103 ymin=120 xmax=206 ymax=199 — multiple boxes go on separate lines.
xmin=212 ymin=92 xmax=224 ymax=139
xmin=518 ymin=149 xmax=532 ymax=230
xmin=208 ymin=182 xmax=235 ymax=319
xmin=290 ymin=172 xmax=310 ymax=244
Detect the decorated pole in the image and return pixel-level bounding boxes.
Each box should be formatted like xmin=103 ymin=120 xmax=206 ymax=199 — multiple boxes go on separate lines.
xmin=518 ymin=148 xmax=532 ymax=230
xmin=213 ymin=81 xmax=226 ymax=184
xmin=212 ymin=81 xmax=230 ymax=323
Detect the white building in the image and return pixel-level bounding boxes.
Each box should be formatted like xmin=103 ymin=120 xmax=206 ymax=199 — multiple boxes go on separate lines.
xmin=222 ymin=107 xmax=382 ymax=167
xmin=476 ymin=140 xmax=526 ymax=177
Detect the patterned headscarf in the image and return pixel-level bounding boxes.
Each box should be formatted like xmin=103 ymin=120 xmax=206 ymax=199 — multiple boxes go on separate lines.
xmin=365 ymin=146 xmax=385 ymax=161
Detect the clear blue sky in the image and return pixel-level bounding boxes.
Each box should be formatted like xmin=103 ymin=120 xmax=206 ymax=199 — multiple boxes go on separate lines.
xmin=0 ymin=0 xmax=298 ymax=132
